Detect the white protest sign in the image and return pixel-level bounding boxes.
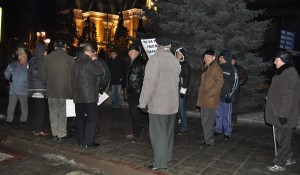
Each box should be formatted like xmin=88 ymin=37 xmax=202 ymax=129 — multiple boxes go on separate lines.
xmin=141 ymin=38 xmax=157 ymax=59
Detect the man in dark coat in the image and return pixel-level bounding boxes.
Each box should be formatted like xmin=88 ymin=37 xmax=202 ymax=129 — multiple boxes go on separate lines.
xmin=107 ymin=50 xmax=125 ymax=109
xmin=28 ymin=44 xmax=49 ymax=136
xmin=214 ymin=50 xmax=239 ymax=140
xmin=38 ymin=40 xmax=74 ymax=140
xmin=265 ymin=51 xmax=300 ymax=172
xmin=125 ymin=43 xmax=146 ymax=143
xmin=72 ymin=43 xmax=104 ymax=148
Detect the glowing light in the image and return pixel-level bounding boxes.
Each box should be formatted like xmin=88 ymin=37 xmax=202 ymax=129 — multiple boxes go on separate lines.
xmin=0 ymin=7 xmax=2 ymax=43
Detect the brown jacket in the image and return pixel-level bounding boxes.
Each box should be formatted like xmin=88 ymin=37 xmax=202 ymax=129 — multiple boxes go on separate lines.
xmin=265 ymin=65 xmax=300 ymax=128
xmin=196 ymin=60 xmax=223 ymax=109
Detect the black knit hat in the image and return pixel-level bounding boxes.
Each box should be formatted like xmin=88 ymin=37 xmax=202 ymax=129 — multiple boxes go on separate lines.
xmin=276 ymin=51 xmax=293 ymax=64
xmin=128 ymin=43 xmax=140 ymax=52
xmin=204 ymin=49 xmax=215 ymax=56
xmin=219 ymin=50 xmax=232 ymax=63
xmin=156 ymin=36 xmax=171 ymax=46
xmin=54 ymin=40 xmax=67 ymax=48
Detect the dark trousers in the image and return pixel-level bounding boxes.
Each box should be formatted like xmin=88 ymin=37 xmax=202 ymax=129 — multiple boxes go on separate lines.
xmin=128 ymin=92 xmax=142 ymax=138
xmin=32 ymin=98 xmax=46 ymax=132
xmin=75 ymin=102 xmax=98 ymax=146
xmin=232 ymin=91 xmax=240 ymax=121
xmin=274 ymin=126 xmax=294 ymax=166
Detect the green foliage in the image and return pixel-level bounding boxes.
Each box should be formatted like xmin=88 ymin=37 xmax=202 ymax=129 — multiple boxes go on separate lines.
xmin=113 ymin=13 xmax=129 ymax=57
xmin=145 ymin=0 xmax=271 ymax=111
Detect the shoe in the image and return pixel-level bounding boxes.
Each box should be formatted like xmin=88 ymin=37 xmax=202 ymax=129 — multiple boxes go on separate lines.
xmin=85 ymin=143 xmax=100 ymax=148
xmin=131 ymin=137 xmax=139 ymax=143
xmin=126 ymin=133 xmax=134 ymax=139
xmin=285 ymin=159 xmax=296 ymax=166
xmin=168 ymin=161 xmax=173 ymax=166
xmin=200 ymin=142 xmax=213 ymax=149
xmin=58 ymin=135 xmax=72 ymax=141
xmin=177 ymin=131 xmax=187 ymax=135
xmin=224 ymin=135 xmax=231 ymax=140
xmin=4 ymin=121 xmax=12 ymax=126
xmin=144 ymin=164 xmax=167 ymax=171
xmin=214 ymin=132 xmax=222 ymax=136
xmin=20 ymin=122 xmax=26 ymax=125
xmin=33 ymin=131 xmax=49 ymax=136
xmin=52 ymin=136 xmax=58 ymax=141
xmin=267 ymin=164 xmax=286 ymax=171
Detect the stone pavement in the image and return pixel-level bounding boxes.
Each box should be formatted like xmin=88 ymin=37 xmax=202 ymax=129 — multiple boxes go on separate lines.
xmin=0 ymin=98 xmax=300 ymax=175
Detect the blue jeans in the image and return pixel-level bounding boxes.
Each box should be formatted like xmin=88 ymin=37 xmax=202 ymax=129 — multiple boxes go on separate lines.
xmin=111 ymin=85 xmax=122 ymax=108
xmin=179 ymin=96 xmax=187 ymax=132
xmin=215 ymin=102 xmax=232 ymax=137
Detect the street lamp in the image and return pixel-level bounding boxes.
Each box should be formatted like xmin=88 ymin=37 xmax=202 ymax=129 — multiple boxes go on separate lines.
xmin=44 ymin=38 xmax=50 ymax=46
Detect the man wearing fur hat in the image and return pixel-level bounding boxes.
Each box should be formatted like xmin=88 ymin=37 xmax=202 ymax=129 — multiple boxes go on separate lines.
xmin=125 ymin=43 xmax=146 ymax=143
xmin=214 ymin=50 xmax=239 ymax=140
xmin=265 ymin=51 xmax=300 ymax=172
xmin=175 ymin=47 xmax=191 ymax=135
xmin=4 ymin=48 xmax=29 ymax=125
xmin=196 ymin=49 xmax=223 ymax=148
xmin=139 ymin=36 xmax=181 ymax=171
xmin=38 ymin=40 xmax=74 ymax=141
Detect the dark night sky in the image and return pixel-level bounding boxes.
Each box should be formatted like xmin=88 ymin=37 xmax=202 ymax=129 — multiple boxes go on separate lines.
xmin=0 ymin=0 xmax=67 ymax=42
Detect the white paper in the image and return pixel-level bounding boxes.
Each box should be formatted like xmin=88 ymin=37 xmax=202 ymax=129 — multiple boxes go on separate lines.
xmin=66 ymin=93 xmax=109 ymax=117
xmin=66 ymin=99 xmax=76 ymax=117
xmin=141 ymin=38 xmax=157 ymax=59
xmin=98 ymin=92 xmax=109 ymax=105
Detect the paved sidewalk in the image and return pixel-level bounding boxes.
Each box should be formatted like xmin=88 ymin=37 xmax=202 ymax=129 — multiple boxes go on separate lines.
xmin=0 ymin=100 xmax=300 ymax=175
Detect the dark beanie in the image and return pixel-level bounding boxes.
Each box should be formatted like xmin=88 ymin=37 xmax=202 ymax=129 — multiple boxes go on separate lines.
xmin=276 ymin=51 xmax=293 ymax=64
xmin=156 ymin=37 xmax=171 ymax=46
xmin=54 ymin=40 xmax=67 ymax=48
xmin=204 ymin=49 xmax=215 ymax=56
xmin=128 ymin=43 xmax=140 ymax=52
xmin=219 ymin=50 xmax=232 ymax=63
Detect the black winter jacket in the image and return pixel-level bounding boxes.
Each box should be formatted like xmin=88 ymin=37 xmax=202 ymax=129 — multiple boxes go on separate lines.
xmin=126 ymin=56 xmax=146 ymax=93
xmin=220 ymin=63 xmax=239 ymax=103
xmin=72 ymin=53 xmax=104 ymax=103
xmin=107 ymin=56 xmax=125 ymax=85
xmin=179 ymin=61 xmax=191 ymax=89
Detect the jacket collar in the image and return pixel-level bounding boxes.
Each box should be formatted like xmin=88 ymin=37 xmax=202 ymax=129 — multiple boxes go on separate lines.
xmin=276 ymin=63 xmax=292 ymax=75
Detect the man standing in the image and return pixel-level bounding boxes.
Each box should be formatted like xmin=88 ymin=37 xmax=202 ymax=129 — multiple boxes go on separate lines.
xmin=175 ymin=47 xmax=191 ymax=135
xmin=4 ymin=48 xmax=28 ymax=125
xmin=196 ymin=49 xmax=223 ymax=148
xmin=231 ymin=54 xmax=248 ymax=127
xmin=139 ymin=36 xmax=181 ymax=171
xmin=107 ymin=50 xmax=125 ymax=110
xmin=38 ymin=40 xmax=74 ymax=140
xmin=73 ymin=43 xmax=104 ymax=148
xmin=265 ymin=51 xmax=300 ymax=172
xmin=214 ymin=50 xmax=239 ymax=140
xmin=125 ymin=43 xmax=146 ymax=143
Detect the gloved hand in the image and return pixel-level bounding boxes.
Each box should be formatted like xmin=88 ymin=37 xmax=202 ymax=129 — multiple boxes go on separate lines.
xmin=278 ymin=116 xmax=288 ymax=125
xmin=99 ymin=87 xmax=103 ymax=95
xmin=224 ymin=96 xmax=231 ymax=103
xmin=139 ymin=105 xmax=148 ymax=113
xmin=179 ymin=88 xmax=187 ymax=99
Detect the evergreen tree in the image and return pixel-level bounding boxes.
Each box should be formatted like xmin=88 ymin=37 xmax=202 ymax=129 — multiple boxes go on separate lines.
xmin=145 ymin=0 xmax=271 ymax=111
xmin=79 ymin=16 xmax=98 ymax=51
xmin=113 ymin=12 xmax=129 ymax=57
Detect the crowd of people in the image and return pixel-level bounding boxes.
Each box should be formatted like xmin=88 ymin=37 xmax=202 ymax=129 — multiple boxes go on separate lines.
xmin=2 ymin=36 xmax=299 ymax=172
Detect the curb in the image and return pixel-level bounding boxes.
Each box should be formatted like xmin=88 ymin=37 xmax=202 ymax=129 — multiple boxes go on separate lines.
xmin=3 ymin=136 xmax=170 ymax=175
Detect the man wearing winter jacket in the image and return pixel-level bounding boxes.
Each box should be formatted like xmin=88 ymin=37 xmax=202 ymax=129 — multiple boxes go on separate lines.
xmin=139 ymin=36 xmax=181 ymax=171
xmin=214 ymin=50 xmax=239 ymax=140
xmin=28 ymin=44 xmax=49 ymax=136
xmin=265 ymin=51 xmax=300 ymax=172
xmin=175 ymin=47 xmax=191 ymax=135
xmin=38 ymin=40 xmax=74 ymax=141
xmin=125 ymin=43 xmax=146 ymax=143
xmin=73 ymin=43 xmax=104 ymax=148
xmin=5 ymin=48 xmax=28 ymax=124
